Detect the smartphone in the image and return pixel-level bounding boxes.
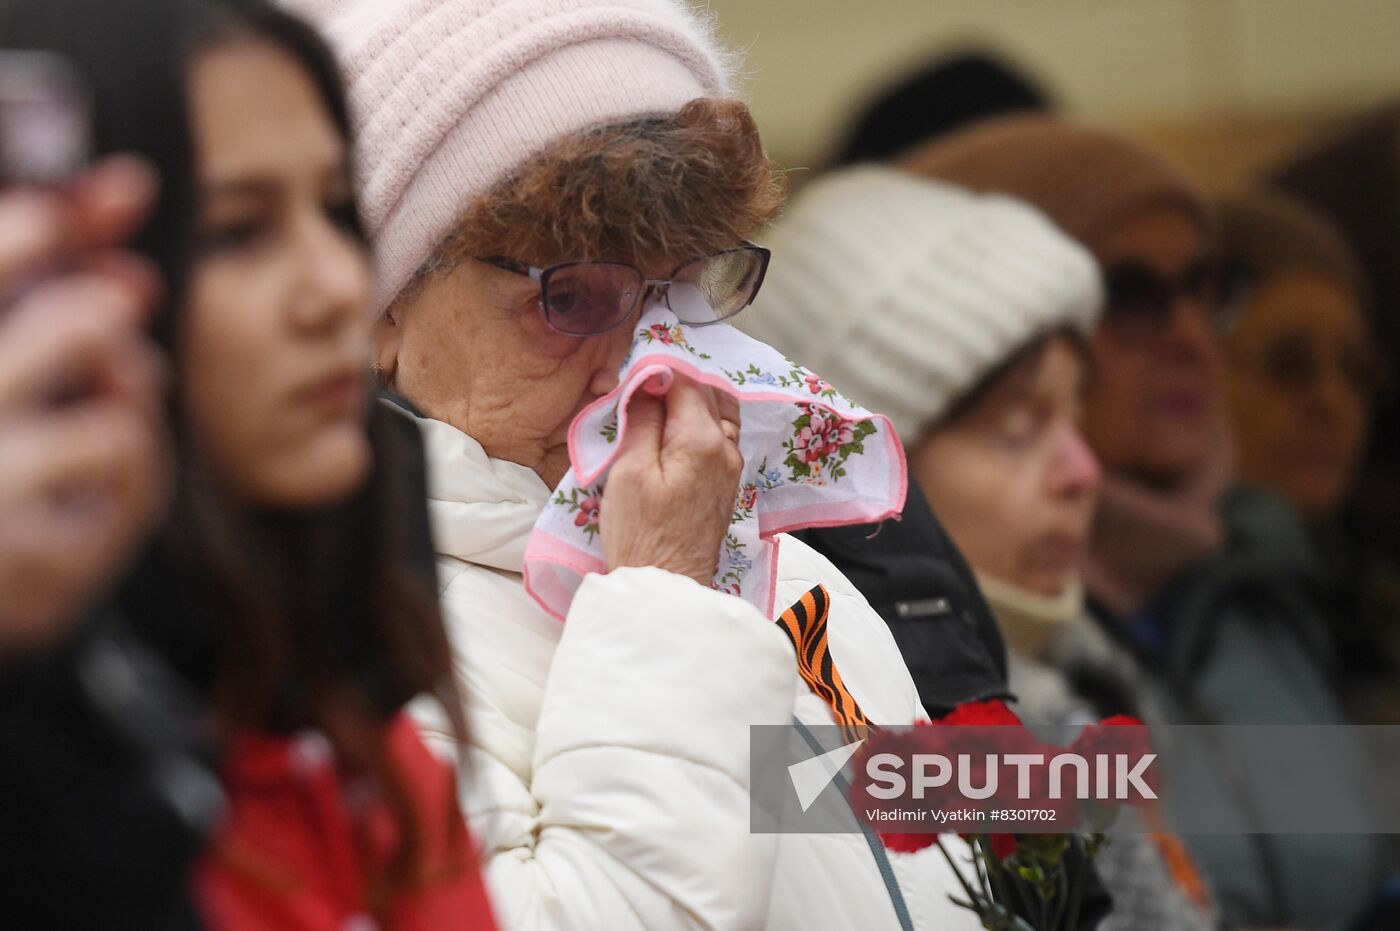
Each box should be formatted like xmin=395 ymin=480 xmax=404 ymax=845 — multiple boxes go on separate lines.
xmin=0 ymin=50 xmax=90 ymax=186
xmin=1 ymin=50 xmax=94 ymax=406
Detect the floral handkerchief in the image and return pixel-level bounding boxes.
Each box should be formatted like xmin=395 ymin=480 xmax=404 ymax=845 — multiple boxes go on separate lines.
xmin=523 ymin=303 xmax=906 ymax=620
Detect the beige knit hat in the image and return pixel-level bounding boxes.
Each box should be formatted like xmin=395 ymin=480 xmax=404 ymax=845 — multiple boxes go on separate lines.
xmin=740 ymin=166 xmax=1102 ymax=443
xmin=898 ymin=114 xmax=1210 ymax=250
xmin=283 ymin=0 xmax=733 ymax=311
xmin=1217 ymin=188 xmax=1369 ymax=303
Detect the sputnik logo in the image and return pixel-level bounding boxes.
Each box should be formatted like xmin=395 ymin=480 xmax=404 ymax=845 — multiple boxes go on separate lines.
xmin=788 ymin=738 xmax=865 ymax=812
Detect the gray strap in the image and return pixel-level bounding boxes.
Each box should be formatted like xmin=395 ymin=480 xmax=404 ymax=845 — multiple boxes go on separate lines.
xmin=793 ymin=718 xmax=916 ymax=931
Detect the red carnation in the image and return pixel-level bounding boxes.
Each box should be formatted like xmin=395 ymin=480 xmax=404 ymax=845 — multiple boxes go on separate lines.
xmin=985 ymin=833 xmax=1018 ymax=861
xmin=881 ymin=831 xmax=937 ymax=854
xmin=936 ymin=699 xmax=1024 ymax=728
xmin=1070 ymin=715 xmax=1156 ymax=807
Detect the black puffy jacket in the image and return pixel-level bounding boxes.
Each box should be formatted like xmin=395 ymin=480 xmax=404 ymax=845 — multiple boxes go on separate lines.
xmin=794 ymin=480 xmax=1011 ymax=717
xmin=0 ymin=610 xmax=217 ymax=929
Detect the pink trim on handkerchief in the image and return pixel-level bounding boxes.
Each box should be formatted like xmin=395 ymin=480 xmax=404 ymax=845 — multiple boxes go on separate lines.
xmin=524 ymin=305 xmax=908 ymax=623
xmin=522 ymin=531 xmax=608 ymax=622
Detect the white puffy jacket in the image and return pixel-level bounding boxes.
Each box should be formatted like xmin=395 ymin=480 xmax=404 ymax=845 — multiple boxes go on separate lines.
xmin=406 ymin=410 xmax=980 ymax=931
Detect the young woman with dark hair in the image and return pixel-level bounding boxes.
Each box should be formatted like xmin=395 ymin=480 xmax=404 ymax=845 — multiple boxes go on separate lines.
xmin=1 ymin=0 xmax=494 ymax=926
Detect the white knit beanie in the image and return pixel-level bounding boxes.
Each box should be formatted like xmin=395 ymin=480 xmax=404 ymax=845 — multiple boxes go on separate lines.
xmin=740 ymin=166 xmax=1104 ymax=443
xmin=282 ymin=0 xmax=733 ymax=311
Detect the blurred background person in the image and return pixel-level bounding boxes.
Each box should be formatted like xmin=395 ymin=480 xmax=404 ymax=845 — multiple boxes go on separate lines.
xmin=900 ymin=113 xmax=1389 ymax=929
xmin=1218 ymin=190 xmax=1376 ymax=530
xmin=744 ymin=164 xmax=1212 ymax=931
xmin=1216 ymin=188 xmax=1400 ymax=725
xmin=831 ymin=49 xmax=1051 ymax=167
xmin=3 ymin=0 xmax=498 ymax=926
xmin=0 ymin=153 xmax=209 ymax=927
xmin=1271 ymin=106 xmax=1400 ymax=603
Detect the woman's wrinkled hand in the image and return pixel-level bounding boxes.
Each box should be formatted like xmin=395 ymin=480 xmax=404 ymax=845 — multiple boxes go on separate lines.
xmin=601 ymin=374 xmax=743 ymax=586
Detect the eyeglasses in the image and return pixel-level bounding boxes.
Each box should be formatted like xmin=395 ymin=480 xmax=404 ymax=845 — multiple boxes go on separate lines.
xmin=482 ymin=242 xmax=771 ymax=337
xmin=1102 ymin=260 xmax=1225 ymax=339
xmin=1232 ymin=338 xmax=1388 ymax=398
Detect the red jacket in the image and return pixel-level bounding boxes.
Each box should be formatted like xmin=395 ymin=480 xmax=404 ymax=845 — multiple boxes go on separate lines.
xmin=197 ymin=712 xmax=497 ymax=930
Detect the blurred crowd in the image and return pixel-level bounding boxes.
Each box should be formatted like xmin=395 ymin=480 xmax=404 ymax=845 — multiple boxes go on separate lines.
xmin=3 ymin=1 xmax=1400 ymax=929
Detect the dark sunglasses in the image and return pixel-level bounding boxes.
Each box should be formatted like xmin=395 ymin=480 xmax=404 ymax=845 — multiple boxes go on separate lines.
xmin=483 ymin=242 xmax=771 ymax=337
xmin=1102 ymin=260 xmax=1226 ymax=337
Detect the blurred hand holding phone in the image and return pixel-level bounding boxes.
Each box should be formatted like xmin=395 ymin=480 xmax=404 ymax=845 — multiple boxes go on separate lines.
xmin=0 ymin=48 xmax=168 ymax=654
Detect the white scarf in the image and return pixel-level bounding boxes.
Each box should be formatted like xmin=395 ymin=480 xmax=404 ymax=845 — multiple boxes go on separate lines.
xmin=976 ymin=571 xmax=1085 ymax=660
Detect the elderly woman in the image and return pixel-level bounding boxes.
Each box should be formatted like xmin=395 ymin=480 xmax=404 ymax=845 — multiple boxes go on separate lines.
xmin=900 ymin=114 xmax=1388 ymax=930
xmin=743 ymin=164 xmax=1214 ymax=931
xmin=291 ymin=1 xmax=977 ymax=929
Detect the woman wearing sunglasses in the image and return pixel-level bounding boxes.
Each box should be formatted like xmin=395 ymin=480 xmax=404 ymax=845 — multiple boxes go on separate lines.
xmin=903 ymin=114 xmax=1388 ymax=930
xmin=288 ymin=0 xmax=989 ymax=928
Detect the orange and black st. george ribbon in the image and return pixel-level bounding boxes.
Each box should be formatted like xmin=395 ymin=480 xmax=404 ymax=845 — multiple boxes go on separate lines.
xmin=775 ymin=584 xmax=870 ymax=743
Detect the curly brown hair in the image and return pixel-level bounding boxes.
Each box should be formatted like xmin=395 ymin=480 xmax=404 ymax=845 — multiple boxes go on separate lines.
xmin=406 ymin=96 xmax=785 ymax=290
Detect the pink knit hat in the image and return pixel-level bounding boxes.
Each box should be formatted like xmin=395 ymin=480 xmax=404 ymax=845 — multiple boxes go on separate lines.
xmin=283 ymin=0 xmax=734 ymax=310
